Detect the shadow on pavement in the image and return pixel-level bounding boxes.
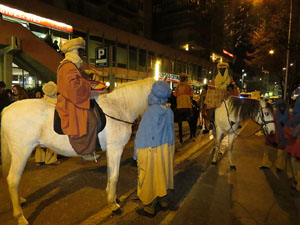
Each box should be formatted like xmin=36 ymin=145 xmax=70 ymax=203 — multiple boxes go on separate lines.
xmin=263 ymin=169 xmax=300 ymax=224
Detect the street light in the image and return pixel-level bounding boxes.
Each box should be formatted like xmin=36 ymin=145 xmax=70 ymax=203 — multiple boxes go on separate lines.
xmin=268 ymin=49 xmax=274 ymax=55
xmin=284 ymin=0 xmax=293 ymax=100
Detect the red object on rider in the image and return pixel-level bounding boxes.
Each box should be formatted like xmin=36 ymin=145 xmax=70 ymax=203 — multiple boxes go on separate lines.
xmin=89 ymin=80 xmax=106 ymax=91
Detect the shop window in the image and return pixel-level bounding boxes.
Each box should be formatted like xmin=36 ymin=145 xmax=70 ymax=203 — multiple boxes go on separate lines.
xmin=139 ymin=49 xmax=146 ymax=69
xmin=72 ymin=30 xmax=87 ymax=38
xmin=117 ymin=45 xmax=127 ymax=68
xmin=171 ymin=60 xmax=175 ymax=73
xmin=129 ymin=46 xmax=137 ymax=70
xmin=90 ymin=35 xmax=104 ymax=43
xmin=12 ymin=64 xmax=43 ymax=90
xmin=148 ymin=51 xmax=155 ymax=69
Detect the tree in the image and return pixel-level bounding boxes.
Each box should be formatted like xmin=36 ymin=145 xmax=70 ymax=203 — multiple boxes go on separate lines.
xmin=223 ymin=2 xmax=258 ymax=85
xmin=246 ymin=0 xmax=300 ymax=99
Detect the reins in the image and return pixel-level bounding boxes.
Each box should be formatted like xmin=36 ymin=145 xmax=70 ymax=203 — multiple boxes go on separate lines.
xmin=103 ymin=112 xmax=134 ymax=125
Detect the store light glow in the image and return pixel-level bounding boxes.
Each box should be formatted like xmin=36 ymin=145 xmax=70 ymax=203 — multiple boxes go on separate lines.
xmin=154 ymin=60 xmax=160 ymax=81
xmin=0 ymin=4 xmax=73 ymax=33
xmin=184 ymin=44 xmax=189 ymax=51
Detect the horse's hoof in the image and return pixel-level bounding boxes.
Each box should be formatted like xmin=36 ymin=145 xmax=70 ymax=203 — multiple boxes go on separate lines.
xmin=211 ymin=161 xmax=217 ymax=166
xmin=230 ymin=165 xmax=237 ymax=170
xmin=112 ymin=208 xmax=123 ymax=215
xmin=17 ymin=215 xmax=28 ymax=225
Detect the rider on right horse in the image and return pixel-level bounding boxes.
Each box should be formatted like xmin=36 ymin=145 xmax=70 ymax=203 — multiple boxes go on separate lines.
xmin=203 ymin=62 xmax=237 ymax=133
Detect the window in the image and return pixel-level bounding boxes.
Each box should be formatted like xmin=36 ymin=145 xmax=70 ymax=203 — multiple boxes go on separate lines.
xmin=139 ymin=0 xmax=144 ymax=10
xmin=129 ymin=46 xmax=137 ymax=70
xmin=138 ymin=22 xmax=144 ymax=32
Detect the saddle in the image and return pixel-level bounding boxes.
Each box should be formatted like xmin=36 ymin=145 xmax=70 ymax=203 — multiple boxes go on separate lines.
xmin=54 ymin=99 xmax=106 ymax=135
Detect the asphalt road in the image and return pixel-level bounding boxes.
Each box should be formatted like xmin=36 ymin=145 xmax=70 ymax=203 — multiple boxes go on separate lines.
xmin=0 ymin=122 xmax=211 ymax=225
xmin=1 ymin=121 xmax=300 ymax=225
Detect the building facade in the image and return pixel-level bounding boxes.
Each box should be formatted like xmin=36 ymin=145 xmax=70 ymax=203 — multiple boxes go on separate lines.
xmin=0 ymin=0 xmax=216 ymax=91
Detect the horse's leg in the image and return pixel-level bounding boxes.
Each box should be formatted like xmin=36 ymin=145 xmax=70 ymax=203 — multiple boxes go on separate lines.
xmin=106 ymin=145 xmax=123 ymax=213
xmin=188 ymin=119 xmax=196 ymax=139
xmin=178 ymin=120 xmax=183 ymax=144
xmin=227 ymin=133 xmax=236 ymax=170
xmin=212 ymin=128 xmax=223 ymax=165
xmin=7 ymin=146 xmax=34 ymax=225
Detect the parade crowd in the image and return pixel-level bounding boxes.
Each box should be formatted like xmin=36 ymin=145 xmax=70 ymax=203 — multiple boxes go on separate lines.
xmin=1 ymin=37 xmax=300 ymax=219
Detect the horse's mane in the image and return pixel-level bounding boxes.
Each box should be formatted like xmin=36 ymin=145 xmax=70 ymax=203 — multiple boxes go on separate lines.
xmin=105 ymin=77 xmax=155 ymax=116
xmin=228 ymin=97 xmax=273 ymax=121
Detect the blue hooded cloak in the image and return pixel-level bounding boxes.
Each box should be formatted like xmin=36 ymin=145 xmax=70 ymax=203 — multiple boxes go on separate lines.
xmin=134 ymin=81 xmax=175 ymax=159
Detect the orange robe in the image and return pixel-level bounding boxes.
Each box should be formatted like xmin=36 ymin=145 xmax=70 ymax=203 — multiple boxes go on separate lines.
xmin=56 ymin=61 xmax=91 ymax=137
xmin=174 ymin=82 xmax=193 ymax=109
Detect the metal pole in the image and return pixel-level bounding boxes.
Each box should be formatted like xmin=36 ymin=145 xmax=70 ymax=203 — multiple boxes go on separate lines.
xmin=284 ymin=0 xmax=293 ymax=100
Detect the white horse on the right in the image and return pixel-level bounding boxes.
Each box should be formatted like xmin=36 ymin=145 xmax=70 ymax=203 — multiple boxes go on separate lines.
xmin=212 ymin=97 xmax=275 ymax=170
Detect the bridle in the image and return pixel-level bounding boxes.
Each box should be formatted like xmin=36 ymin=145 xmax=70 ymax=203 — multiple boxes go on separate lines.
xmin=223 ymin=100 xmax=275 ymax=137
xmin=255 ymin=107 xmax=275 ymax=134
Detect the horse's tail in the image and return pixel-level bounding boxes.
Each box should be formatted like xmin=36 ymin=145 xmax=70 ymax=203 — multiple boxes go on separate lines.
xmin=1 ymin=125 xmax=11 ymax=180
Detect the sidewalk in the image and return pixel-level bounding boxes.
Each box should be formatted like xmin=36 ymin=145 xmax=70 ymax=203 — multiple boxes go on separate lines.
xmin=163 ymin=121 xmax=300 ymax=225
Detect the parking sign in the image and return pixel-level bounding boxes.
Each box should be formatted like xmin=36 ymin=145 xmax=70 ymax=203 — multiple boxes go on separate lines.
xmin=95 ymin=47 xmax=108 ymax=67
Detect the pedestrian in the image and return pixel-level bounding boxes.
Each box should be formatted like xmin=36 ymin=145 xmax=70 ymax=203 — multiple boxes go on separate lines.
xmin=0 ymin=81 xmax=11 ymax=164
xmin=261 ymin=99 xmax=293 ymax=178
xmin=35 ymin=82 xmax=60 ymax=166
xmin=12 ymin=84 xmax=28 ymax=101
xmin=134 ymin=81 xmax=175 ymax=217
xmin=283 ymin=96 xmax=300 ymax=192
xmin=174 ymin=73 xmax=194 ymax=143
xmin=52 ymin=40 xmax=60 ymax=52
xmin=0 ymin=81 xmax=11 ymax=113
xmin=55 ymin=37 xmax=100 ymax=162
xmin=174 ymin=73 xmax=194 ymax=120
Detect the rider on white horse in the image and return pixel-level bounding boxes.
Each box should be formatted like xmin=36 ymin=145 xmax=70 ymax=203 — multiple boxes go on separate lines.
xmin=56 ymin=37 xmax=100 ymax=161
xmin=203 ymin=62 xmax=236 ymax=133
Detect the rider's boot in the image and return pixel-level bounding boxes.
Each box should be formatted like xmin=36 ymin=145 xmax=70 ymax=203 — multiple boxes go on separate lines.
xmin=82 ymin=152 xmax=101 ymax=162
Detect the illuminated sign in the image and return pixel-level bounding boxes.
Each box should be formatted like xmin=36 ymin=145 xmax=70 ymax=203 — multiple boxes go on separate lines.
xmin=222 ymin=49 xmax=234 ymax=58
xmin=0 ymin=4 xmax=73 ymax=33
xmin=159 ymin=73 xmax=180 ymax=82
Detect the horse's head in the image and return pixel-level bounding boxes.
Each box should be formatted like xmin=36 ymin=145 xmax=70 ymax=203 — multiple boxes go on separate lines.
xmin=256 ymin=100 xmax=275 ymax=135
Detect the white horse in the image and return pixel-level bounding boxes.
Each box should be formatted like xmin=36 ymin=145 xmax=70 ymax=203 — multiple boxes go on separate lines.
xmin=212 ymin=97 xmax=275 ymax=170
xmin=1 ymin=77 xmax=155 ymax=225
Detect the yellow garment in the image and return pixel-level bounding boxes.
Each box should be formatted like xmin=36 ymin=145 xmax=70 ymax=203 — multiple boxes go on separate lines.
xmin=214 ymin=70 xmax=231 ymax=89
xmin=137 ymin=143 xmax=175 ymax=205
xmin=174 ymin=82 xmax=193 ymax=109
xmin=260 ymin=148 xmax=293 ymax=178
xmin=35 ymin=146 xmax=58 ymax=164
xmin=291 ymin=158 xmax=300 ymax=191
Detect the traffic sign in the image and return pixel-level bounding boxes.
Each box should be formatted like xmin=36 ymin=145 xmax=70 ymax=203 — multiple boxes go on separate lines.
xmin=95 ymin=47 xmax=108 ymax=67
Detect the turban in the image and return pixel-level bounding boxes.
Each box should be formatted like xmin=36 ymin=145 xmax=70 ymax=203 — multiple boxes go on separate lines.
xmin=42 ymin=81 xmax=57 ymax=97
xmin=61 ymin=37 xmax=85 ymax=54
